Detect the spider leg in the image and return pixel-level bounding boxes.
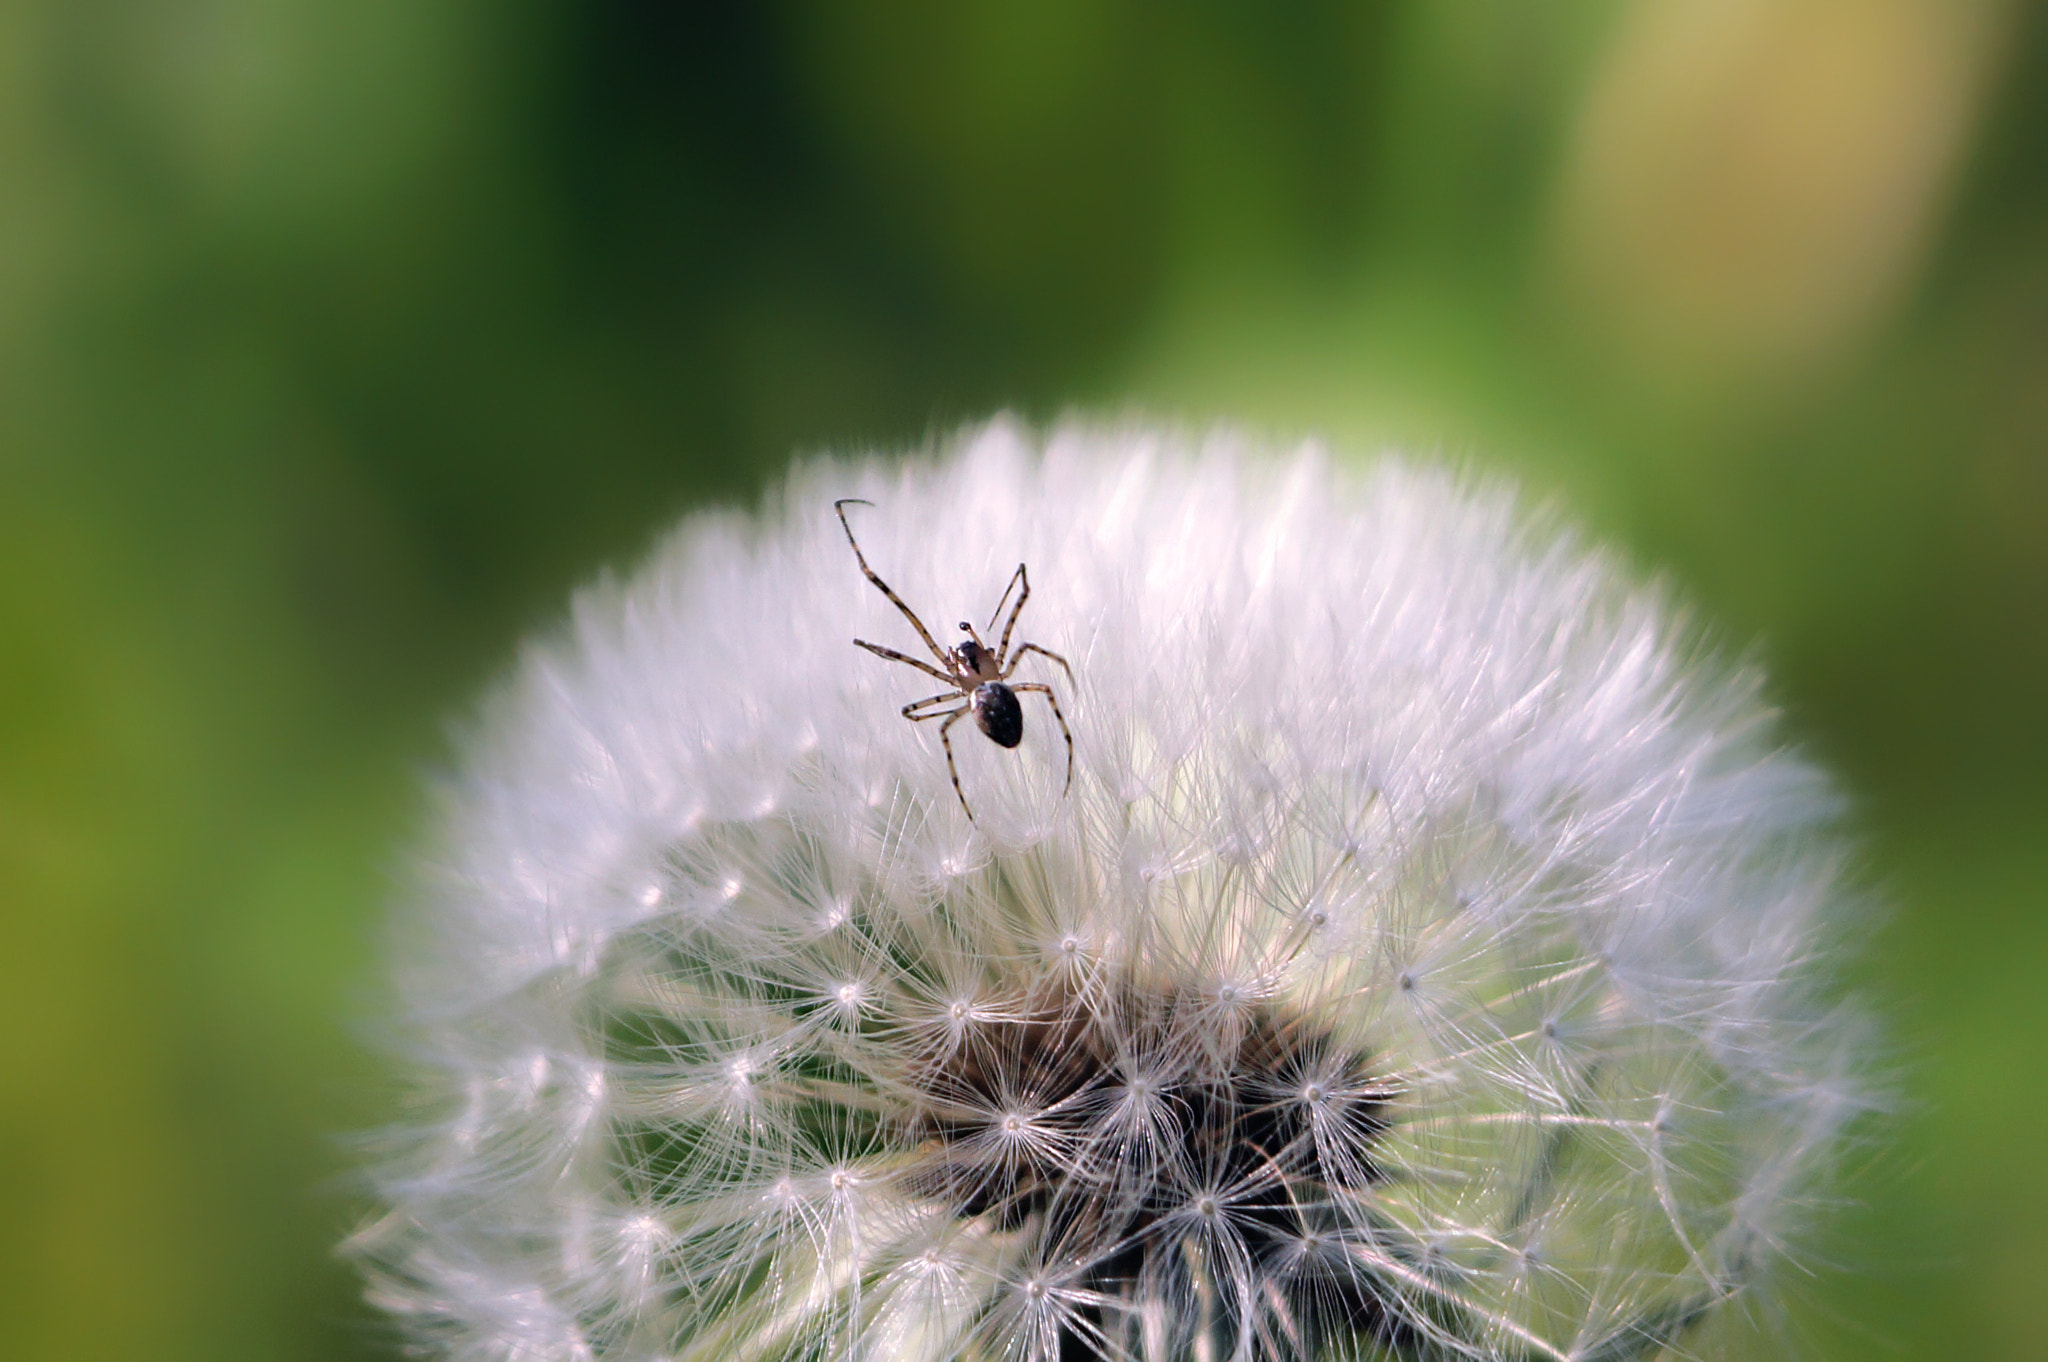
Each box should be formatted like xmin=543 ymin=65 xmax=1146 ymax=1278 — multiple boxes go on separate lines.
xmin=1009 ymin=682 xmax=1073 ymax=795
xmin=856 ymin=639 xmax=956 ymax=688
xmin=901 ymin=691 xmax=963 ymax=720
xmin=1003 ymin=642 xmax=1075 ymax=688
xmin=836 ymin=498 xmax=951 ymax=667
xmin=935 ymin=707 xmax=976 ymax=823
xmin=989 ymin=563 xmax=1029 ymax=665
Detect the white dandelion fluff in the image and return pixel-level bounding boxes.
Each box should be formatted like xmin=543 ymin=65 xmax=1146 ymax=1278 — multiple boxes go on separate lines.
xmin=350 ymin=420 xmax=1870 ymax=1362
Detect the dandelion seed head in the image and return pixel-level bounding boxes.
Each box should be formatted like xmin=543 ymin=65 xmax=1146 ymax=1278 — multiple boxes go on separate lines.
xmin=353 ymin=420 xmax=1871 ymax=1361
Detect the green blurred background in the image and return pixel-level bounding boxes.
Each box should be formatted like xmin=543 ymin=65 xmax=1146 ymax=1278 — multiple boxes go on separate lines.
xmin=2 ymin=2 xmax=2043 ymax=1358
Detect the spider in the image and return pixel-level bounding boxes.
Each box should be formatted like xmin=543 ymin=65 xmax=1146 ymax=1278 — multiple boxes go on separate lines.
xmin=835 ymin=498 xmax=1074 ymax=824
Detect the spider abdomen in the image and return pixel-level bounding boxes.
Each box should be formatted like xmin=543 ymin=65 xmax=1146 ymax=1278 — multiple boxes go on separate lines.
xmin=972 ymin=681 xmax=1024 ymax=747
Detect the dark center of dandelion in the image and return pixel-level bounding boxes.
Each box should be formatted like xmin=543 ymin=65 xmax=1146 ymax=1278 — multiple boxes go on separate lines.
xmin=903 ymin=985 xmax=1400 ymax=1360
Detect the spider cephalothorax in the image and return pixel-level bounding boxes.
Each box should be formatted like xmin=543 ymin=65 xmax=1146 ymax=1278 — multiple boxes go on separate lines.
xmin=835 ymin=498 xmax=1074 ymax=822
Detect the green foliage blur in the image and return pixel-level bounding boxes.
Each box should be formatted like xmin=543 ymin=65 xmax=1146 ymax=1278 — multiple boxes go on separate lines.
xmin=2 ymin=3 xmax=2043 ymax=1358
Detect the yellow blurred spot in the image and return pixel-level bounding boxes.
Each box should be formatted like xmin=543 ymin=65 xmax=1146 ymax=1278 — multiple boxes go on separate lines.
xmin=1549 ymin=0 xmax=2009 ymax=393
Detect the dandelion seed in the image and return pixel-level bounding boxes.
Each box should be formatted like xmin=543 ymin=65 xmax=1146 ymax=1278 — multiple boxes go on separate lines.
xmin=351 ymin=420 xmax=1871 ymax=1362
